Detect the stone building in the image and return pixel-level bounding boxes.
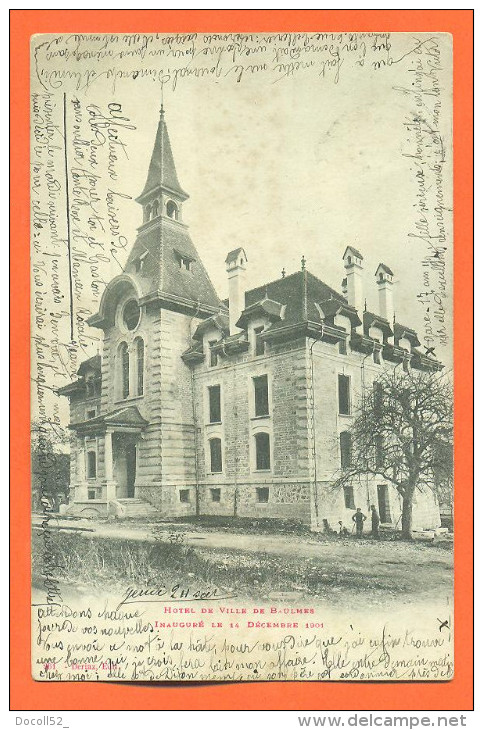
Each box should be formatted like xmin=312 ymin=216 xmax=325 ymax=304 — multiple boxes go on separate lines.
xmin=59 ymin=107 xmax=442 ymax=531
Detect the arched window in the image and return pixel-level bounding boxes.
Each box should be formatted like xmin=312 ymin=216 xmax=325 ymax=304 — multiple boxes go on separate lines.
xmin=135 ymin=337 xmax=144 ymax=396
xmin=255 ymin=432 xmax=271 ymax=471
xmin=209 ymin=438 xmax=223 ymax=473
xmin=144 ymin=204 xmax=151 ymax=223
xmin=166 ymin=200 xmax=178 ymax=220
xmin=119 ymin=342 xmax=129 ymax=399
xmin=340 ymin=431 xmax=352 ymax=469
xmin=87 ymin=451 xmax=97 ymax=479
xmin=151 ymin=199 xmax=159 ymax=218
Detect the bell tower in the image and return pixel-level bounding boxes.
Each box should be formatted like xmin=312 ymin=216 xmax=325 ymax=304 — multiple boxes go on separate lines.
xmin=135 ymin=105 xmax=189 ymax=226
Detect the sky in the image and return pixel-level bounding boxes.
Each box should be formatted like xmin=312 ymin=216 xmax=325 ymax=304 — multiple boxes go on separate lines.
xmin=31 ymin=32 xmax=453 ymax=427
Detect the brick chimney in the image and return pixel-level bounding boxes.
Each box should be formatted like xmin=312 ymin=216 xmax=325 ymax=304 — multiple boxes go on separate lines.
xmin=225 ymin=247 xmax=248 ymax=334
xmin=343 ymin=246 xmax=364 ymax=329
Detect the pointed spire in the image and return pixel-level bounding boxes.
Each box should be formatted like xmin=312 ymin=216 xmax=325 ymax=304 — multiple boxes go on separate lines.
xmin=137 ymin=106 xmax=188 ymax=201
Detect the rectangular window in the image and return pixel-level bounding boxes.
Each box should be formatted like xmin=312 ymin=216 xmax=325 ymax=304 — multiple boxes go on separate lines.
xmin=254 ymin=326 xmax=265 ymax=356
xmin=209 ymin=341 xmax=218 ymax=368
xmin=343 ymin=485 xmax=355 ymax=509
xmin=377 ymin=484 xmax=392 ymax=523
xmin=209 ymin=438 xmax=223 ymax=473
xmin=179 ymin=489 xmax=190 ymax=503
xmin=88 ymin=488 xmax=99 ymax=500
xmin=210 ymin=488 xmax=221 ymax=503
xmin=208 ymin=385 xmax=221 ymax=423
xmin=375 ymin=435 xmax=384 ymax=469
xmin=338 ymin=338 xmax=347 ymax=355
xmin=87 ymin=450 xmax=97 ymax=479
xmin=373 ymin=349 xmax=381 ymax=365
xmin=87 ymin=409 xmax=97 ymax=420
xmin=373 ymin=381 xmax=383 ymax=416
xmin=256 ymin=487 xmax=269 ymax=503
xmin=338 ymin=374 xmax=351 ymax=415
xmin=255 ymin=432 xmax=271 ymax=470
xmin=340 ymin=431 xmax=352 ymax=469
xmin=253 ymin=375 xmax=269 ymax=417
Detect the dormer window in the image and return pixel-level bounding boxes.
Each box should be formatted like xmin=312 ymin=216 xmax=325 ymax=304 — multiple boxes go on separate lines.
xmin=174 ymin=249 xmax=195 ymax=272
xmin=254 ymin=326 xmax=265 ymax=357
xmin=134 ymin=251 xmax=148 ymax=273
xmin=166 ymin=200 xmax=179 ymax=220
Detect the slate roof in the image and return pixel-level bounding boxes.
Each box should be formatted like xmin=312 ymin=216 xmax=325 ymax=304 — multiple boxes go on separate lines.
xmin=77 ymin=354 xmax=101 ymax=376
xmin=243 ymin=270 xmax=345 ymax=332
xmin=137 ymin=109 xmax=187 ymax=201
xmin=123 ymin=221 xmax=222 ymax=310
xmin=225 ymin=247 xmax=247 ymax=264
xmin=193 ymin=313 xmax=230 ymax=341
xmin=394 ymin=323 xmax=421 ymax=346
xmin=236 ymin=297 xmax=284 ymax=329
xmin=376 ymin=262 xmax=394 ymax=276
xmin=363 ymin=310 xmax=393 ymax=335
xmin=343 ymin=245 xmax=364 ymax=260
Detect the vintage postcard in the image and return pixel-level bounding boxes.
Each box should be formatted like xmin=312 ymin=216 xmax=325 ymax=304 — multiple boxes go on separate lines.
xmin=31 ymin=31 xmax=454 ymax=682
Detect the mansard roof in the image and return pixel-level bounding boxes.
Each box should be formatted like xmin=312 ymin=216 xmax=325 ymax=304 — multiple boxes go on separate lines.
xmin=137 ymin=108 xmax=188 ymax=201
xmin=243 ymin=270 xmax=345 ymax=331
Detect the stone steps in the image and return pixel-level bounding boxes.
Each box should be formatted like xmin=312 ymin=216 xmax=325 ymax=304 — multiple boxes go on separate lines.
xmin=109 ymin=498 xmax=160 ymax=519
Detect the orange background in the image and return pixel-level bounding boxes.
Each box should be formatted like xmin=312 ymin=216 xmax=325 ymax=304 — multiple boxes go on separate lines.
xmin=10 ymin=10 xmax=473 ymax=711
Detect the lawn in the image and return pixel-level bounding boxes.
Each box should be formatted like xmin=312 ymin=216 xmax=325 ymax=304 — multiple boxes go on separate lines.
xmin=32 ymin=523 xmax=452 ymax=608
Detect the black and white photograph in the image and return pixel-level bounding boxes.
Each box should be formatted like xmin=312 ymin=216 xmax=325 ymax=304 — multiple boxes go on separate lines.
xmin=31 ymin=31 xmax=454 ymax=682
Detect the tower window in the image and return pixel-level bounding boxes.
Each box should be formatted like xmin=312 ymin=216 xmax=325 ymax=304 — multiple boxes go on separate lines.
xmin=208 ymin=385 xmax=221 ymax=423
xmin=135 ymin=337 xmax=144 ymax=396
xmin=255 ymin=432 xmax=271 ymax=470
xmin=338 ymin=374 xmax=351 ymax=415
xmin=87 ymin=450 xmax=97 ymax=479
xmin=339 ymin=338 xmax=347 ymax=355
xmin=209 ymin=438 xmax=223 ymax=473
xmin=119 ymin=342 xmax=129 ymax=399
xmin=151 ymin=199 xmax=159 ymax=218
xmin=166 ymin=200 xmax=179 ymax=220
xmin=253 ymin=375 xmax=269 ymax=417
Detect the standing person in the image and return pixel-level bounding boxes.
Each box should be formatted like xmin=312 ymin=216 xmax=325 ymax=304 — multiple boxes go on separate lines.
xmin=370 ymin=504 xmax=380 ymax=539
xmin=352 ymin=508 xmax=366 ymax=538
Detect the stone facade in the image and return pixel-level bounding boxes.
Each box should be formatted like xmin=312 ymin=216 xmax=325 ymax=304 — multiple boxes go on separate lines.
xmin=58 ymin=107 xmax=443 ymax=532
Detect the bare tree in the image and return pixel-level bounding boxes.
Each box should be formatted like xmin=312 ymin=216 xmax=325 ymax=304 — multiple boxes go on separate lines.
xmin=334 ymin=369 xmax=453 ymax=540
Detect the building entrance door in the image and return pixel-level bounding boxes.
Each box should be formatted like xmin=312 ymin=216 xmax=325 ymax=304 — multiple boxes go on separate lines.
xmin=126 ymin=444 xmax=137 ymax=498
